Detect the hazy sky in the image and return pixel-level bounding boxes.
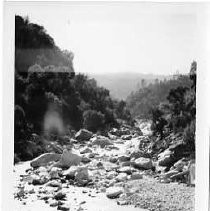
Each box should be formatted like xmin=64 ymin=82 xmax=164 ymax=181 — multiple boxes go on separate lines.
xmin=15 ymin=2 xmax=200 ymax=75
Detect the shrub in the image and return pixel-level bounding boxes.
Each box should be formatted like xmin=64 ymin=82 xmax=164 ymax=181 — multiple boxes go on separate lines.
xmin=150 ymin=107 xmax=167 ymax=139
xmin=83 ymin=110 xmax=105 ymax=132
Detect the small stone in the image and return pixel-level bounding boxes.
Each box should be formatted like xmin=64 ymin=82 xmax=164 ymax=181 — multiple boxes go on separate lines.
xmin=117 ymin=200 xmax=128 ymax=205
xmin=96 ymin=162 xmax=104 ymax=168
xmin=49 ymin=167 xmax=61 ymax=179
xmin=57 ymin=204 xmax=70 ymax=210
xmin=109 ymin=157 xmax=118 ymax=163
xmin=116 ymin=173 xmax=127 ymax=182
xmin=75 ymin=129 xmax=93 ymax=141
xmin=81 ymin=157 xmax=91 ymax=163
xmin=32 ymin=176 xmax=46 ymax=185
xmin=106 ymin=187 xmax=124 ymax=199
xmin=80 ymin=147 xmax=92 ymax=154
xmin=118 ymin=155 xmax=130 ymax=162
xmin=88 ymin=153 xmax=95 ymax=158
xmin=46 ymin=180 xmax=62 ymax=188
xmin=54 ymin=191 xmax=66 ymax=200
xmin=119 ymin=166 xmax=133 ymax=174
xmin=129 ymin=173 xmax=143 ymax=180
xmin=63 ymin=166 xmax=78 ymax=179
xmin=134 ymin=157 xmax=153 ymax=170
xmin=49 ymin=200 xmax=58 ymax=207
xmin=106 ymin=171 xmax=117 ymax=180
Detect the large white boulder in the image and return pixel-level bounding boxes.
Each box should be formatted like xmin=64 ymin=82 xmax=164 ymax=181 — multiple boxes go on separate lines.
xmin=54 ymin=149 xmax=81 ymax=168
xmin=30 ymin=153 xmax=61 ymax=168
xmin=134 ymin=157 xmax=153 ymax=169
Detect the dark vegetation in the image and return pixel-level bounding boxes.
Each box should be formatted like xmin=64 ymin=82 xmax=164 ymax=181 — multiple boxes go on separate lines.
xmin=127 ymin=62 xmax=196 ymax=155
xmin=127 ymin=74 xmax=192 ymax=118
xmin=15 ymin=16 xmax=132 ymax=162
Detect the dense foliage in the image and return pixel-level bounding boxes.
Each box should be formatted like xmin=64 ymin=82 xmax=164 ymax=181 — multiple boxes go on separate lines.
xmin=126 ymin=75 xmax=191 ymax=118
xmin=127 ymin=61 xmax=196 ymax=153
xmin=150 ymin=62 xmax=196 ymax=152
xmin=15 ymin=16 xmax=131 ymax=161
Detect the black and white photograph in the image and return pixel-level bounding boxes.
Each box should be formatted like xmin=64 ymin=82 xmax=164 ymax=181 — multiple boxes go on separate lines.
xmin=2 ymin=1 xmax=210 ymax=211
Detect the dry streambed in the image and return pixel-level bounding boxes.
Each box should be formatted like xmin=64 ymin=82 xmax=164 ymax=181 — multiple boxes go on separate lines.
xmin=13 ymin=124 xmax=194 ymax=211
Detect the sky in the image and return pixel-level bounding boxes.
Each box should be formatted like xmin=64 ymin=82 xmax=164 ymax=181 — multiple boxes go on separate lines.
xmin=14 ymin=2 xmax=201 ymax=75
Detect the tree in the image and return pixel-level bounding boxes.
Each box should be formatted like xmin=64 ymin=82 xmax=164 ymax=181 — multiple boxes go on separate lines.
xmin=83 ymin=110 xmax=105 ymax=132
xmin=150 ymin=107 xmax=167 ymax=139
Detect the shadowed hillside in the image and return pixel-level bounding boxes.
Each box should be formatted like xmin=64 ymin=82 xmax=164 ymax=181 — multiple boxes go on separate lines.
xmin=91 ymin=72 xmax=171 ymax=100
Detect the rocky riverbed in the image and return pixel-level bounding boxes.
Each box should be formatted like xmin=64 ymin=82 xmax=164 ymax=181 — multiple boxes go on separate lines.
xmin=13 ymin=121 xmax=194 ymax=211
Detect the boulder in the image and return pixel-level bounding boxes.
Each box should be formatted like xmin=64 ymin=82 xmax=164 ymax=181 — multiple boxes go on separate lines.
xmin=155 ymin=165 xmax=167 ymax=174
xmin=118 ymin=166 xmax=133 ymax=175
xmin=81 ymin=156 xmax=91 ymax=163
xmin=36 ymin=166 xmax=48 ymax=177
xmin=129 ymin=173 xmax=143 ymax=180
xmin=109 ymin=157 xmax=118 ymax=163
xmin=109 ymin=128 xmax=120 ymax=136
xmin=134 ymin=157 xmax=153 ymax=170
xmin=54 ymin=191 xmax=66 ymax=200
xmin=106 ymin=171 xmax=118 ymax=180
xmin=30 ymin=153 xmax=61 ymax=168
xmin=49 ymin=200 xmax=59 ymax=207
xmin=121 ymin=161 xmax=135 ymax=167
xmin=46 ymin=180 xmax=62 ymax=188
xmin=116 ymin=173 xmax=128 ymax=182
xmin=49 ymin=167 xmax=61 ymax=179
xmin=63 ymin=166 xmax=78 ymax=179
xmin=80 ymin=147 xmax=92 ymax=154
xmin=75 ymin=167 xmax=90 ymax=186
xmin=118 ymin=155 xmax=130 ymax=162
xmin=31 ymin=175 xmax=47 ymax=185
xmin=91 ymin=136 xmax=113 ymax=148
xmin=75 ymin=129 xmax=93 ymax=141
xmin=121 ymin=135 xmax=132 ymax=140
xmin=129 ymin=150 xmax=145 ymax=159
xmin=162 ymin=170 xmax=180 ymax=179
xmin=88 ymin=153 xmax=96 ymax=158
xmin=106 ymin=187 xmax=124 ymax=199
xmin=159 ymin=178 xmax=171 ymax=183
xmin=158 ymin=149 xmax=174 ymax=167
xmin=57 ymin=204 xmax=70 ymax=211
xmin=54 ymin=149 xmax=81 ymax=168
xmin=173 ymin=158 xmax=188 ymax=171
xmin=108 ymin=133 xmax=118 ymax=140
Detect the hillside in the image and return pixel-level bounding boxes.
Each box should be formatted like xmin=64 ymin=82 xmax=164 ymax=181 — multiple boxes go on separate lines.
xmin=90 ymin=72 xmax=172 ymax=100
xmin=126 ymin=74 xmax=192 ymax=118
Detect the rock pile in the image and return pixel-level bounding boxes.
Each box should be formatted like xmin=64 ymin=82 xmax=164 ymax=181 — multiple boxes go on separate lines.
xmin=14 ymin=121 xmax=195 ymax=211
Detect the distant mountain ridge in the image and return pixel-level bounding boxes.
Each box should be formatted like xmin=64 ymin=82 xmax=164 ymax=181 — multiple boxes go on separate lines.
xmin=89 ymin=72 xmax=172 ymax=100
